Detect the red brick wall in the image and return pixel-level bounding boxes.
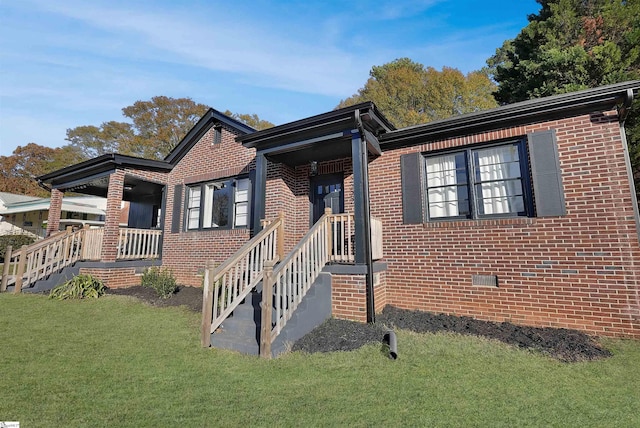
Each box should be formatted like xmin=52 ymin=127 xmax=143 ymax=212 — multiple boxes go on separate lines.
xmin=79 ymin=267 xmax=141 ymax=289
xmin=332 ymin=274 xmax=367 ymax=322
xmin=161 ymin=125 xmax=256 ymax=285
xmin=331 ymin=271 xmax=387 ymax=322
xmin=370 ymin=109 xmax=640 ymax=338
xmin=268 ymin=158 xmax=353 ymax=252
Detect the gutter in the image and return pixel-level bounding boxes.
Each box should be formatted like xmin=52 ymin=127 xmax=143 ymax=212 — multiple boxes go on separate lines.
xmin=381 ymin=80 xmax=640 ymax=149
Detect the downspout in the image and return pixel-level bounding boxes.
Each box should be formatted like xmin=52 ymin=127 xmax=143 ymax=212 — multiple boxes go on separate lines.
xmin=617 ymin=89 xmax=640 ymax=243
xmin=617 ymin=88 xmax=640 ymax=326
xmin=355 ymin=109 xmax=376 ymax=323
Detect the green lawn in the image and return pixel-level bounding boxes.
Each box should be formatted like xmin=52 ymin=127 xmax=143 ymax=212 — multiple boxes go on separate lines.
xmin=1 ymin=293 xmax=639 ymax=427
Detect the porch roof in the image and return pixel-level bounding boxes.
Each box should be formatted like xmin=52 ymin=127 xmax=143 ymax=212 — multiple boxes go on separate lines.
xmin=37 ymin=154 xmax=171 ymax=197
xmin=237 ymin=102 xmax=395 ymax=166
xmin=380 ymin=80 xmax=640 ymax=149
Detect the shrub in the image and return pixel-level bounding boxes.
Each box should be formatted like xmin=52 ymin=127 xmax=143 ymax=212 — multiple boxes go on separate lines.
xmin=49 ymin=274 xmax=106 ymax=300
xmin=0 ymin=235 xmax=36 ymax=261
xmin=141 ymin=267 xmax=177 ymax=299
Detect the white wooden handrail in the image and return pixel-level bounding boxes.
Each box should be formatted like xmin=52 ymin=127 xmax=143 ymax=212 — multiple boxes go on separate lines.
xmin=263 ymin=209 xmax=332 ymax=351
xmin=201 ymin=215 xmax=284 ymax=347
xmin=1 ymin=226 xmax=163 ymax=292
xmin=259 ymin=211 xmax=384 ymax=356
xmin=117 ymin=228 xmax=162 ymax=259
xmin=3 ymin=229 xmax=84 ymax=292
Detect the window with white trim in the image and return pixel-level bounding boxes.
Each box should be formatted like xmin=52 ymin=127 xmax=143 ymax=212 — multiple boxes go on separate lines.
xmin=185 ymin=177 xmax=250 ymax=230
xmin=424 ymin=141 xmax=531 ymax=220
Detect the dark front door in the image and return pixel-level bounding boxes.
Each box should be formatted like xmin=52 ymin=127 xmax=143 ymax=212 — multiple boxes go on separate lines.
xmin=311 ymin=174 xmax=344 ymax=223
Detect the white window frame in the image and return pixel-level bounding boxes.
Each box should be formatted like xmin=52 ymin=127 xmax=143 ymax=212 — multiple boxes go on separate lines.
xmin=424 ymin=140 xmax=532 ymax=220
xmin=185 ymin=177 xmax=251 ymax=230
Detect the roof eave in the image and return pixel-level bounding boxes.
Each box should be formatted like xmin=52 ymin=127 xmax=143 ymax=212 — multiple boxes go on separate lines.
xmin=238 ymin=102 xmax=395 ymax=149
xmin=381 ymin=80 xmax=640 ymax=148
xmin=37 ymin=154 xmax=171 ymax=186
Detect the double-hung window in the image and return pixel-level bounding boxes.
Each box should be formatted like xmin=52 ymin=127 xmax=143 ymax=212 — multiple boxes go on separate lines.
xmin=185 ymin=177 xmax=250 ymax=230
xmin=424 ymin=141 xmax=530 ymax=220
xmin=186 ymin=186 xmax=201 ymax=229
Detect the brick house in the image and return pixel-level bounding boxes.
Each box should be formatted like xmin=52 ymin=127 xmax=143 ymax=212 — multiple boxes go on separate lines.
xmin=26 ymin=80 xmax=640 ymax=347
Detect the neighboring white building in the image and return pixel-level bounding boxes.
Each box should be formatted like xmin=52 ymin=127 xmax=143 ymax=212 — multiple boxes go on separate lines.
xmin=0 ymin=192 xmax=108 ymax=239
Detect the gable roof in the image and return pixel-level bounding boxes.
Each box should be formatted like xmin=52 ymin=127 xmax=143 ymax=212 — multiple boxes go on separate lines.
xmin=38 ymin=109 xmax=255 ymax=190
xmin=236 ymin=102 xmax=394 ymax=166
xmin=237 ymin=101 xmax=394 ymax=149
xmin=164 ymin=108 xmax=256 ymax=164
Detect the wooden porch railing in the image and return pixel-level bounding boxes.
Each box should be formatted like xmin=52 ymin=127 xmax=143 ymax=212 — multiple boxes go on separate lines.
xmin=82 ymin=228 xmax=104 ymax=260
xmin=200 ymin=214 xmax=284 ymax=347
xmin=117 ymin=228 xmax=162 ymax=260
xmin=1 ymin=227 xmax=162 ymax=292
xmin=327 ymin=214 xmax=383 ymax=262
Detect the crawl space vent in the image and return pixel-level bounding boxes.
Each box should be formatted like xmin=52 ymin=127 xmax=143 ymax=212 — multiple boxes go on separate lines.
xmin=472 ymin=274 xmax=498 ymax=287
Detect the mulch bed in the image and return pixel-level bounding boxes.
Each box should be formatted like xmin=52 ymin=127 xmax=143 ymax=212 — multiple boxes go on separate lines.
xmin=107 ymin=285 xmax=203 ymax=313
xmin=106 ymin=285 xmax=611 ymax=362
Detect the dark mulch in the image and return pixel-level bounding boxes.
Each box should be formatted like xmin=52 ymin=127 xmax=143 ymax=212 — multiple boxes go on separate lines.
xmin=107 ymin=285 xmax=203 ymax=313
xmin=106 ymin=285 xmax=611 ymax=362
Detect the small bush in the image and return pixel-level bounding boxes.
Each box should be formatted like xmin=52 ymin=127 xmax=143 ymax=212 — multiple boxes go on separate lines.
xmin=141 ymin=267 xmax=177 ymax=299
xmin=49 ymin=274 xmax=106 ymax=300
xmin=0 ymin=234 xmax=36 ymax=261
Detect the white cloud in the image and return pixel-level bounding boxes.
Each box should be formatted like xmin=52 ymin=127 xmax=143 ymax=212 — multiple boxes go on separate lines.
xmin=21 ymin=0 xmax=370 ymax=98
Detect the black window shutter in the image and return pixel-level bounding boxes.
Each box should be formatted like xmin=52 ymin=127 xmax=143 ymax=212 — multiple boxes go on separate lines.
xmin=527 ymin=130 xmax=566 ymax=217
xmin=401 ymin=152 xmax=424 ymax=224
xmin=171 ymin=184 xmax=183 ymax=233
xmin=248 ymin=169 xmax=256 ymax=232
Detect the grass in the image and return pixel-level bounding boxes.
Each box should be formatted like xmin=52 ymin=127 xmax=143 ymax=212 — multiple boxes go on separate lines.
xmin=1 ymin=293 xmax=639 ymax=427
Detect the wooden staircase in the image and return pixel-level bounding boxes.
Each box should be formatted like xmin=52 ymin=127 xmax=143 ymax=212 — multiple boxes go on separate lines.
xmin=201 ymin=208 xmax=377 ymax=357
xmin=1 ymin=227 xmax=162 ymax=293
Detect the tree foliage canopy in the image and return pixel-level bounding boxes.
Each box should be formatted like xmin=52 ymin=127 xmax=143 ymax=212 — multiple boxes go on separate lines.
xmin=337 ymin=58 xmax=498 ymax=128
xmin=66 ymin=96 xmax=209 ymax=161
xmin=65 ymin=97 xmax=275 ymax=161
xmin=487 ymin=0 xmax=639 ymax=103
xmin=0 ymin=143 xmax=84 ymax=196
xmin=487 ymin=0 xmax=640 ymax=196
xmin=223 ymin=111 xmax=275 ymax=131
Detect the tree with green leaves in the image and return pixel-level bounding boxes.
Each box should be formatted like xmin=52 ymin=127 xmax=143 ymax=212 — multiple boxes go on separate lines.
xmin=66 ymin=97 xmax=275 ymax=161
xmin=223 ymin=111 xmax=275 ymax=131
xmin=66 ymin=96 xmax=209 ymax=160
xmin=487 ymin=0 xmax=640 ymax=196
xmin=337 ymin=58 xmax=498 ymax=128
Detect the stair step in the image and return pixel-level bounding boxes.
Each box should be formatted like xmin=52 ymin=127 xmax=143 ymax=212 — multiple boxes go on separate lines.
xmin=208 ymin=272 xmax=332 ymax=357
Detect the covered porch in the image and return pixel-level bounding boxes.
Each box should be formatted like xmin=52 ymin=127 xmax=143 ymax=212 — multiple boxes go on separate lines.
xmin=238 ymin=102 xmax=394 ymax=323
xmin=11 ymin=154 xmax=173 ymax=289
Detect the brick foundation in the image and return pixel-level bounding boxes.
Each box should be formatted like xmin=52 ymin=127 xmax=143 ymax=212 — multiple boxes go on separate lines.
xmin=79 ymin=267 xmax=142 ymax=289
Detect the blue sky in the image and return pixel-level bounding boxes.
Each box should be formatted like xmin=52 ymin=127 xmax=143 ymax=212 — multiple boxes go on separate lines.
xmin=0 ymin=0 xmax=540 ymax=157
